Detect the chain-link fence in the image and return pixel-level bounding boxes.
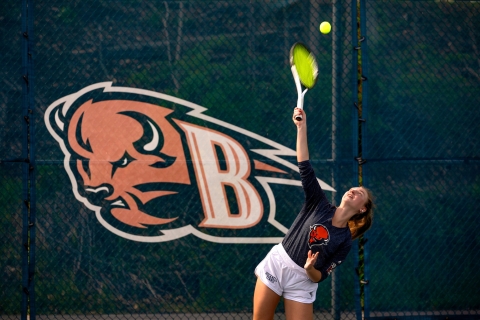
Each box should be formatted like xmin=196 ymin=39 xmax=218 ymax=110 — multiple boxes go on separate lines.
xmin=361 ymin=1 xmax=480 ymax=318
xmin=1 ymin=1 xmax=479 ymax=320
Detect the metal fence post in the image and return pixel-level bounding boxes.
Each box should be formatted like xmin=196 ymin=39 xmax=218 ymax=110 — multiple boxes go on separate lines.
xmin=351 ymin=0 xmax=362 ymax=319
xmin=359 ymin=0 xmax=370 ymax=318
xmin=21 ymin=0 xmax=36 ymax=319
xmin=331 ymin=0 xmax=343 ymax=319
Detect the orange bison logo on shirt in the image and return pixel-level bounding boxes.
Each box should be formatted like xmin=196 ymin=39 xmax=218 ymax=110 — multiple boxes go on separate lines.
xmin=308 ymin=224 xmax=330 ymax=247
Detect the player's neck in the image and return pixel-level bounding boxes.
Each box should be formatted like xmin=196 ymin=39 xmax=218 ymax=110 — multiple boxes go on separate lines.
xmin=332 ymin=207 xmax=354 ymax=228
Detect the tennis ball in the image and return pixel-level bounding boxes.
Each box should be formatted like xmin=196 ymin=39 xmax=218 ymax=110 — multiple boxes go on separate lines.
xmin=319 ymin=21 xmax=331 ymax=34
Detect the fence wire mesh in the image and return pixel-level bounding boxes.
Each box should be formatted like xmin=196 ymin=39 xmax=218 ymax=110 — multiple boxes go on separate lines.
xmin=0 ymin=164 xmax=23 ymax=316
xmin=0 ymin=2 xmax=23 ymax=160
xmin=1 ymin=0 xmax=479 ymax=320
xmin=362 ymin=0 xmax=480 ymax=318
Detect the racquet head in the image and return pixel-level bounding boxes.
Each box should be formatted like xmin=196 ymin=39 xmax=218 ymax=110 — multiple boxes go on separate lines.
xmin=289 ymin=42 xmax=318 ymax=89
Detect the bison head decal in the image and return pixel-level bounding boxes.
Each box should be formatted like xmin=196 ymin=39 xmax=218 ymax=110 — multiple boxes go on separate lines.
xmin=47 ymin=98 xmax=190 ymax=229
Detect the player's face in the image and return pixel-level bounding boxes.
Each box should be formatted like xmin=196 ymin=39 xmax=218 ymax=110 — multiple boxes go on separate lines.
xmin=342 ymin=187 xmax=367 ymax=212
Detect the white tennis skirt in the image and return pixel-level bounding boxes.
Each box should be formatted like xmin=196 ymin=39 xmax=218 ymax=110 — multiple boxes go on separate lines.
xmin=254 ymin=243 xmax=318 ymax=304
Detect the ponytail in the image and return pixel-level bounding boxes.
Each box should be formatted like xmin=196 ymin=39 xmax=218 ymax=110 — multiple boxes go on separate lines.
xmin=348 ymin=187 xmax=375 ymax=240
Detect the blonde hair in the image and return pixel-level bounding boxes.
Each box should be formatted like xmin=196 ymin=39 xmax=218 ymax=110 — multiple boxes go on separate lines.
xmin=348 ymin=187 xmax=375 ymax=240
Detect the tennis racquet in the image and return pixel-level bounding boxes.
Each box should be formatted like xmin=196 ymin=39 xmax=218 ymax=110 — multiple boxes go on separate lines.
xmin=289 ymin=42 xmax=318 ymax=121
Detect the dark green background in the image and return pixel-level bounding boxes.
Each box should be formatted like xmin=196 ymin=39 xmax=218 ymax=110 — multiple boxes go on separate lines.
xmin=1 ymin=0 xmax=479 ymax=318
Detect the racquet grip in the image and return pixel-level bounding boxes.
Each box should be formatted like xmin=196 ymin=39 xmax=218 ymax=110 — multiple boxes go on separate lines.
xmin=295 ymin=114 xmax=303 ymax=121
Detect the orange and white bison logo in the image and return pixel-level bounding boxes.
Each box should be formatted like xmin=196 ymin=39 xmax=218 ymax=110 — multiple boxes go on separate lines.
xmin=45 ymin=82 xmax=335 ymax=243
xmin=66 ymin=99 xmax=190 ymax=228
xmin=308 ymin=224 xmax=330 ymax=247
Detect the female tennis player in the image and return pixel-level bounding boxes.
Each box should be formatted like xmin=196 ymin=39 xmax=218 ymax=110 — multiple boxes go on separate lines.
xmin=253 ymin=108 xmax=374 ymax=320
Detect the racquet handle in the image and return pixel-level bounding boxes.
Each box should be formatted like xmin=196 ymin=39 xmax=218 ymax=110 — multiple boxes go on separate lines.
xmin=294 ymin=88 xmax=308 ymax=121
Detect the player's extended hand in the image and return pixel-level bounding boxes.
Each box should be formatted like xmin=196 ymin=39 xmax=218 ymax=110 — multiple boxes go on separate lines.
xmin=293 ymin=108 xmax=307 ymax=128
xmin=304 ymin=250 xmax=318 ymax=270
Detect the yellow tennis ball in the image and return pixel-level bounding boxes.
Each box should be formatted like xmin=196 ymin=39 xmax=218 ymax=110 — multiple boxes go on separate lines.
xmin=320 ymin=21 xmax=331 ymax=34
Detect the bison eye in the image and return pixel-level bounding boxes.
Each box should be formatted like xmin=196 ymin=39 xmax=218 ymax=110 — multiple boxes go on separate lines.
xmin=150 ymin=152 xmax=176 ymax=169
xmin=110 ymin=151 xmax=136 ymax=177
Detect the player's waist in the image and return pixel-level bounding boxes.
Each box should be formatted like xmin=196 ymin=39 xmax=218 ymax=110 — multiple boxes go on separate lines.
xmin=275 ymin=243 xmax=307 ymax=275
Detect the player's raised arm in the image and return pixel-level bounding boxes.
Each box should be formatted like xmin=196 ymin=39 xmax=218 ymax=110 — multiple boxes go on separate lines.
xmin=293 ymin=108 xmax=309 ymax=162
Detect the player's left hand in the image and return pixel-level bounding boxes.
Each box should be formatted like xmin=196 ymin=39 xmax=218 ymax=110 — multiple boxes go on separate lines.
xmin=304 ymin=249 xmax=318 ymax=270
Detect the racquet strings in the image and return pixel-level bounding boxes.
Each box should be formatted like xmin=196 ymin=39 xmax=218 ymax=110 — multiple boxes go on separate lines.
xmin=292 ymin=44 xmax=318 ymax=89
